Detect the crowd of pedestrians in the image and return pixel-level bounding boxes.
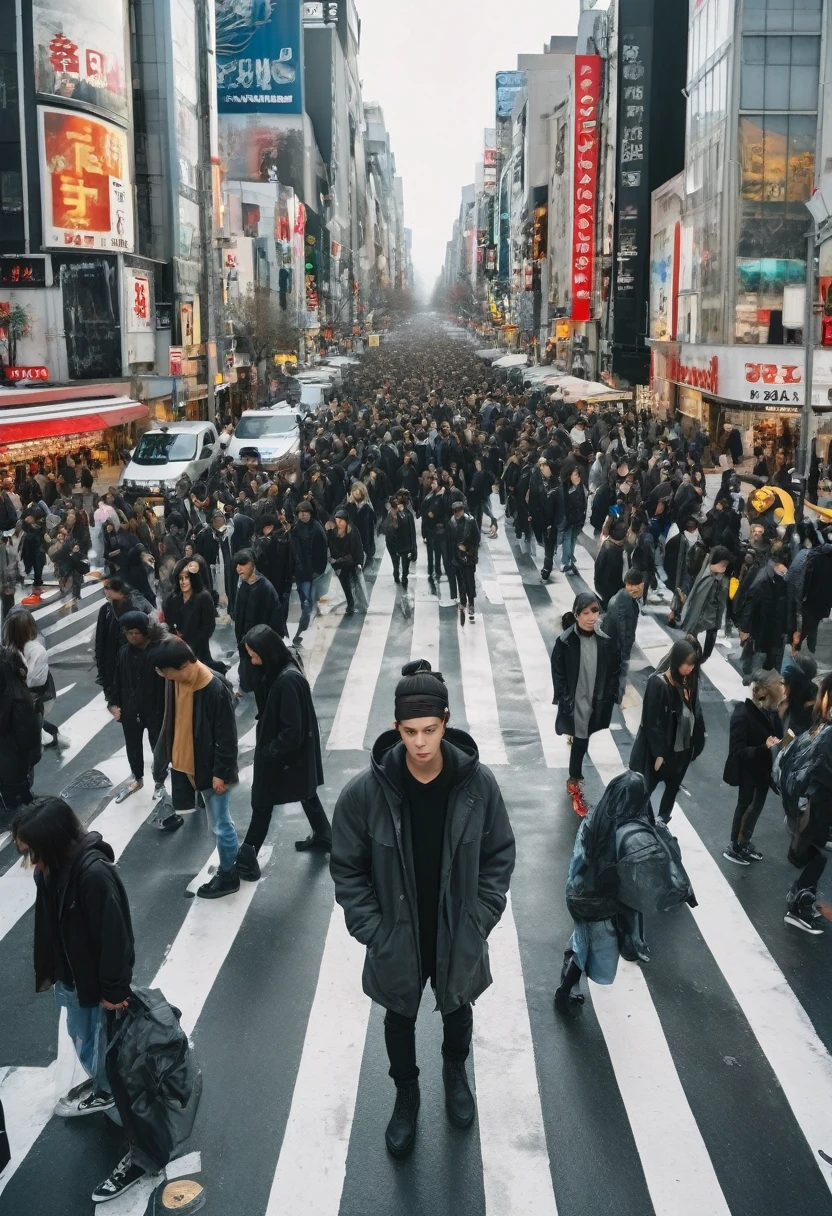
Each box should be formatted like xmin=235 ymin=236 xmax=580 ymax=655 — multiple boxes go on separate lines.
xmin=2 ymin=318 xmax=832 ymax=1202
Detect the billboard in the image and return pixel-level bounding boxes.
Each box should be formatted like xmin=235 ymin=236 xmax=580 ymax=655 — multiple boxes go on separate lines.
xmin=218 ymin=115 xmax=304 ymax=190
xmin=33 ymin=0 xmax=129 ymax=122
xmin=571 ymin=55 xmax=601 ymax=323
xmin=216 ymin=0 xmax=303 ymax=113
xmin=39 ymin=106 xmax=134 ymax=252
xmin=495 ymin=71 xmax=526 ymax=120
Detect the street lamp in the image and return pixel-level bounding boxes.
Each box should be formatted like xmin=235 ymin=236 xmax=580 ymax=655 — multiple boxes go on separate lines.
xmin=800 ymin=187 xmax=832 ymax=475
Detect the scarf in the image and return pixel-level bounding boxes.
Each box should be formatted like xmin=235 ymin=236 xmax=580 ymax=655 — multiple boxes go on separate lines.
xmin=172 ymin=661 xmax=214 ymax=785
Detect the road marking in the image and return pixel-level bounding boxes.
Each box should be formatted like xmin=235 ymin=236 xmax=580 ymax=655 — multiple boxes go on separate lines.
xmin=590 ymin=964 xmax=732 ymax=1216
xmin=410 ymin=579 xmax=440 ymax=666
xmin=41 ymin=597 xmax=104 ymax=638
xmin=58 ymin=691 xmax=114 ymax=766
xmin=264 ymin=903 xmax=370 ymax=1216
xmin=46 ymin=623 xmax=95 ymax=657
xmin=56 ymin=682 xmax=76 ymax=697
xmin=458 ymin=617 xmax=508 ymax=765
xmin=672 ymin=804 xmax=832 ymax=1195
xmin=327 ymin=552 xmax=396 ymax=750
xmin=0 ymin=1062 xmax=58 ymax=1201
xmin=475 ymin=893 xmax=559 ymax=1216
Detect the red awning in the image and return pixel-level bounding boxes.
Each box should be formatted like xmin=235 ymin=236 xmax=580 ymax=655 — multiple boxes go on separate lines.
xmin=0 ymin=398 xmax=149 ymax=444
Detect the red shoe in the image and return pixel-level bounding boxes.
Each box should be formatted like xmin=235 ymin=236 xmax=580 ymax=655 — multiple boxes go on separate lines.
xmin=566 ymin=778 xmax=589 ymax=818
xmin=21 ymin=593 xmax=42 ymax=605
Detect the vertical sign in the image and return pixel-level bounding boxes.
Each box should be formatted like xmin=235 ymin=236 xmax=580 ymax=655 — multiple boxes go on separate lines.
xmin=570 ymin=55 xmax=601 ymax=322
xmin=215 ymin=0 xmax=303 ymax=113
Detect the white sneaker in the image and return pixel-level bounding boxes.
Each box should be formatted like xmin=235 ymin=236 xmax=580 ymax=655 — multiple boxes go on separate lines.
xmin=152 ymin=783 xmax=166 ymax=802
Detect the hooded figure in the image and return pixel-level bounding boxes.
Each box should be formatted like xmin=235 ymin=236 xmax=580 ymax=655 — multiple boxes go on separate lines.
xmin=555 ymin=771 xmax=696 ymax=1014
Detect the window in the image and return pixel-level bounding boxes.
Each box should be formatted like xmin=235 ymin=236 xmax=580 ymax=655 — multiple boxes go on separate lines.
xmin=233 ymin=414 xmax=298 ymax=439
xmin=131 ymin=432 xmax=197 ymax=465
xmin=741 ymin=34 xmax=819 ymax=111
xmin=0 ymin=54 xmax=18 ymax=111
xmin=0 ymin=172 xmax=22 ymax=214
xmin=743 ymin=0 xmax=822 ymax=32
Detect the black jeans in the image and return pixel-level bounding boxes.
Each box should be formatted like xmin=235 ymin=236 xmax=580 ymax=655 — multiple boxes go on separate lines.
xmin=335 ymin=568 xmax=354 ymax=612
xmin=1 ymin=589 xmax=14 ymax=621
xmin=424 ymin=534 xmax=445 ymax=580
xmin=384 ymin=987 xmax=473 ymax=1087
xmin=390 ymin=552 xmax=411 ymax=583
xmin=542 ymin=527 xmax=557 ymax=575
xmin=456 ymin=564 xmax=476 ymax=608
xmin=122 ymin=715 xmax=162 ymax=781
xmin=698 ymin=629 xmax=717 ymax=662
xmin=646 ymin=751 xmax=691 ymax=822
xmin=801 ymin=606 xmax=823 ymax=653
xmin=730 ymin=777 xmax=769 ymax=844
xmin=441 ymin=538 xmax=457 ymax=597
xmin=245 ymin=793 xmax=331 ymax=851
xmin=569 ymin=736 xmax=590 ymax=780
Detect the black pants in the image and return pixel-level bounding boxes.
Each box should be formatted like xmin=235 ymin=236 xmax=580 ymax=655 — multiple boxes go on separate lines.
xmin=390 ymin=552 xmax=411 ymax=583
xmin=569 ymin=736 xmax=590 ymax=780
xmin=456 ymin=564 xmax=476 ymax=608
xmin=730 ymin=777 xmax=769 ymax=844
xmin=245 ymin=793 xmax=331 ymax=851
xmin=424 ymin=534 xmax=445 ymax=580
xmin=1 ymin=589 xmax=14 ymax=621
xmin=441 ymin=538 xmax=457 ymax=597
xmin=122 ymin=715 xmax=162 ymax=781
xmin=646 ymin=752 xmax=691 ymax=822
xmin=801 ymin=606 xmax=823 ymax=653
xmin=384 ymin=986 xmax=472 ymax=1087
xmin=336 ymin=568 xmax=354 ymax=612
xmin=542 ymin=527 xmax=557 ymax=575
xmin=698 ymin=629 xmax=717 ymax=662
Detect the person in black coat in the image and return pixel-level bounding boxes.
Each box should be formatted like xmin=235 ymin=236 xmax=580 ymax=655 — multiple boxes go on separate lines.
xmin=327 ymin=508 xmax=365 ymax=616
xmin=0 ymin=645 xmax=42 ymax=809
xmin=551 ymin=592 xmax=620 ymax=815
xmin=383 ymin=494 xmax=417 ymax=588
xmin=346 ymin=481 xmax=376 ymax=565
xmin=447 ymin=496 xmax=480 ymax=625
xmin=152 ymin=638 xmax=240 ymax=894
xmin=235 ymin=625 xmax=331 ymax=881
xmin=740 ymin=544 xmax=791 ymax=671
xmin=420 ymin=479 xmax=451 ymax=591
xmin=162 ymin=564 xmax=219 ymax=670
xmin=629 ymin=639 xmax=705 ymax=823
xmin=234 ymin=549 xmax=286 ymax=691
xmin=254 ymin=514 xmax=295 ymax=633
xmin=11 ymin=797 xmax=148 ymax=1200
xmin=94 ymin=578 xmax=155 ymax=705
xmin=593 ymin=523 xmax=628 ymax=609
xmin=110 ymin=611 xmax=169 ymax=801
xmin=396 ymin=451 xmax=421 ymax=499
xmin=289 ymin=501 xmax=329 ymax=643
xmin=722 ymin=671 xmax=782 ymax=865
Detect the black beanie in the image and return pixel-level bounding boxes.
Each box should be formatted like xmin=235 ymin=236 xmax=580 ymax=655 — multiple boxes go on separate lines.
xmin=119 ymin=610 xmax=150 ymax=636
xmin=394 ymin=659 xmax=449 ymax=722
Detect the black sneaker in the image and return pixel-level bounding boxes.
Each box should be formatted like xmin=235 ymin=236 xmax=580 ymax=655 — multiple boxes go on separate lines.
xmin=196 ymin=866 xmax=240 ymax=899
xmin=160 ymin=812 xmax=184 ymax=832
xmin=784 ymin=907 xmax=824 ymax=935
xmin=91 ymin=1152 xmax=147 ymax=1204
xmin=442 ymin=1058 xmax=475 ymax=1128
xmin=553 ymin=986 xmax=585 ymax=1016
xmin=743 ymin=841 xmax=763 ymax=861
xmin=236 ymin=842 xmax=261 ymax=881
xmin=468 ymin=607 xmax=475 ymax=623
xmin=401 ymin=576 xmax=408 ymax=590
xmin=385 ymin=1083 xmax=420 ymax=1159
xmin=723 ymin=842 xmax=750 ymax=866
xmin=295 ymin=832 xmax=332 ymax=852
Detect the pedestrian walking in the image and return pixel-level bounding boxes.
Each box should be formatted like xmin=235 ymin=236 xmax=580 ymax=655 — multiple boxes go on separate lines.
xmin=346 ymin=481 xmax=376 ymax=565
xmin=556 ymin=463 xmax=589 ymax=575
xmin=722 ymin=670 xmax=782 ymax=865
xmin=550 ymin=592 xmax=620 ymax=817
xmin=679 ymin=544 xmax=732 ymax=661
xmin=330 ymin=659 xmax=515 ymax=1160
xmin=94 ymin=578 xmax=155 ymax=707
xmin=151 ymin=638 xmax=240 ymax=896
xmin=629 ymin=639 xmax=705 ymax=823
xmin=234 ymin=548 xmax=285 ymax=691
xmin=447 ymin=493 xmax=480 ymax=625
xmin=162 ymin=563 xmax=218 ymax=670
xmin=236 ymin=624 xmax=332 ymax=881
xmin=289 ymin=500 xmax=328 ymax=646
xmin=0 ymin=530 xmax=20 ymax=621
xmin=3 ymin=606 xmax=65 ymax=748
xmin=253 ymin=513 xmax=294 ymax=635
xmin=109 ymin=611 xmax=169 ymax=804
xmin=384 ymin=493 xmax=417 ymax=589
xmin=593 ymin=521 xmax=628 ymax=609
xmin=327 ymin=508 xmax=365 ymax=616
xmin=739 ymin=541 xmax=791 ymax=673
xmin=420 ymin=477 xmax=450 ymax=594
xmin=601 ymin=569 xmax=645 ymax=702
xmin=0 ymin=645 xmax=42 ymax=810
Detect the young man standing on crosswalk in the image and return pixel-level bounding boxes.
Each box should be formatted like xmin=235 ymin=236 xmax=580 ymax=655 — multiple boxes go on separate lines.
xmin=330 ymin=660 xmax=515 ymax=1160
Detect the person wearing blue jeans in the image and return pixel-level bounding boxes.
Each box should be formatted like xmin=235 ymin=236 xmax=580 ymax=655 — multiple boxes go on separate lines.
xmin=152 ymin=637 xmax=241 ymax=899
xmin=560 ymin=524 xmax=581 ymax=574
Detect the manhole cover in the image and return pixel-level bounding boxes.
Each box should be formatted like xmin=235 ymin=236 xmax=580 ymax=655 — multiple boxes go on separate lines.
xmin=60 ymin=769 xmax=113 ymax=798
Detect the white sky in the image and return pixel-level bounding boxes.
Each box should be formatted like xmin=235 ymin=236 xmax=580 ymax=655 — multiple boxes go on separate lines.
xmin=355 ymin=0 xmax=581 ymax=295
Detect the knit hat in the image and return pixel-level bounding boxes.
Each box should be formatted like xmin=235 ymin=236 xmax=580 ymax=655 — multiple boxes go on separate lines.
xmin=296 ymin=501 xmax=313 ymax=516
xmin=333 ymin=507 xmax=349 ymax=522
xmin=119 ymin=610 xmax=150 ymax=636
xmin=394 ymin=659 xmax=449 ymax=722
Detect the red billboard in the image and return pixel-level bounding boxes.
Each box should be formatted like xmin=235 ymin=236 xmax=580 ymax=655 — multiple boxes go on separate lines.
xmin=570 ymin=55 xmax=601 ymax=323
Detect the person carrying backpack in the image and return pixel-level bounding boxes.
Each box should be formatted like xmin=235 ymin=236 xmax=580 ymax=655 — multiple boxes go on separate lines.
xmin=554 ymin=771 xmax=696 ymax=1015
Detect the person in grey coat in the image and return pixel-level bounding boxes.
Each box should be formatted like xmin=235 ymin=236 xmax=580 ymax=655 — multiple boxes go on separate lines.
xmin=602 ymin=569 xmax=645 ymax=702
xmin=330 ymin=660 xmax=515 ymax=1162
xmin=679 ymin=544 xmax=732 ymax=661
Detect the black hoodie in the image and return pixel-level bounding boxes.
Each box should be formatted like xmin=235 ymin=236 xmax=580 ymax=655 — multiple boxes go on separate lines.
xmin=33 ymin=832 xmax=134 ymax=1007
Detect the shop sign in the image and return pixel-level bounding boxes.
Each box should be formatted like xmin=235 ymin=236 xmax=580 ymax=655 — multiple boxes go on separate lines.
xmin=216 ymin=0 xmax=302 ymax=114
xmin=3 ymin=366 xmax=49 ymax=381
xmin=126 ymin=270 xmax=151 ymax=332
xmin=38 ymin=106 xmax=133 ymax=252
xmin=744 ymin=361 xmax=801 ymax=405
xmin=169 ymin=346 xmax=183 ymax=375
xmin=0 ymin=259 xmax=48 ymax=287
xmin=570 ymin=54 xmax=601 ymax=323
xmin=33 ymin=0 xmax=129 ymax=121
xmin=495 ymin=70 xmax=526 ymax=119
xmin=667 ymin=349 xmax=719 ymax=394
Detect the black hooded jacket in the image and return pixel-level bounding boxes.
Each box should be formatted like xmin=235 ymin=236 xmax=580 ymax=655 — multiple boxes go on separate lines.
xmin=330 ymin=728 xmax=515 ymax=1017
xmin=112 ymin=624 xmax=168 ymax=722
xmin=94 ymin=590 xmax=155 ymax=701
xmin=32 ymin=832 xmax=134 ymax=1007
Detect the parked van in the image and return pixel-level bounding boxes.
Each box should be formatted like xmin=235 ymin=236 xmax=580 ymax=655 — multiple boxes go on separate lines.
xmin=118 ymin=421 xmax=219 ymax=500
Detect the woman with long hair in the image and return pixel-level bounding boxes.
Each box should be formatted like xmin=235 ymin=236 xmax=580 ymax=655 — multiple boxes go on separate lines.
xmin=781 ymin=671 xmax=832 ymax=934
xmin=2 ymin=606 xmax=65 ymax=747
xmin=162 ymin=562 xmax=217 ymax=668
xmin=629 ymin=638 xmax=706 ymax=823
xmin=236 ymin=623 xmax=331 ymax=880
xmin=0 ymin=644 xmax=43 ymax=808
xmin=346 ymin=480 xmax=376 ymax=564
xmin=551 ymin=591 xmax=621 ymax=817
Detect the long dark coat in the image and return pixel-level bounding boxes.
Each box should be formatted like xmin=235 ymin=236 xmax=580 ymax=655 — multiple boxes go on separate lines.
xmin=252 ymin=662 xmax=324 ymax=805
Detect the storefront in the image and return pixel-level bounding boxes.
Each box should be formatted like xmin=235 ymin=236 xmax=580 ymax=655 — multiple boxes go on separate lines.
xmin=0 ymin=395 xmax=149 ymax=482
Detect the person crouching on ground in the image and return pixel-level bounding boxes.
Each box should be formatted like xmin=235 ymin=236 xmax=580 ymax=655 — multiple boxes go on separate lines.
xmin=330 ymin=659 xmax=515 ymax=1161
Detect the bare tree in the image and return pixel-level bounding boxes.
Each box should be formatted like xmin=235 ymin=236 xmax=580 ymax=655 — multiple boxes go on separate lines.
xmin=225 ymin=285 xmax=299 ymax=394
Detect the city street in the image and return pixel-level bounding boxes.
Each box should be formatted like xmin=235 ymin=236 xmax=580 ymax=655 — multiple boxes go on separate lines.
xmin=1 ymin=485 xmax=831 ymax=1216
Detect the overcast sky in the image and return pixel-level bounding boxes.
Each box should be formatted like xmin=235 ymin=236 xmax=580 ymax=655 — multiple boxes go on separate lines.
xmin=355 ymin=0 xmax=581 ymax=296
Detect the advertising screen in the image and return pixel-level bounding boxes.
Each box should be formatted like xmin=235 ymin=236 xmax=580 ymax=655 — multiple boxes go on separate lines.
xmin=216 ymin=0 xmax=302 ymax=114
xmin=33 ymin=0 xmax=129 ymax=122
xmin=39 ymin=106 xmax=134 ymax=252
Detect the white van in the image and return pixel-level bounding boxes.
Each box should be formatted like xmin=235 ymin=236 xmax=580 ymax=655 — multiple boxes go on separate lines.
xmin=118 ymin=421 xmax=219 ymax=500
xmin=226 ymin=408 xmax=301 ymax=474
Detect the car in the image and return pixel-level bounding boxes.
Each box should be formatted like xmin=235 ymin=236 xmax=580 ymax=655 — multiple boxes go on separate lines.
xmin=118 ymin=421 xmax=219 ymax=500
xmin=225 ymin=407 xmax=301 ymax=476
